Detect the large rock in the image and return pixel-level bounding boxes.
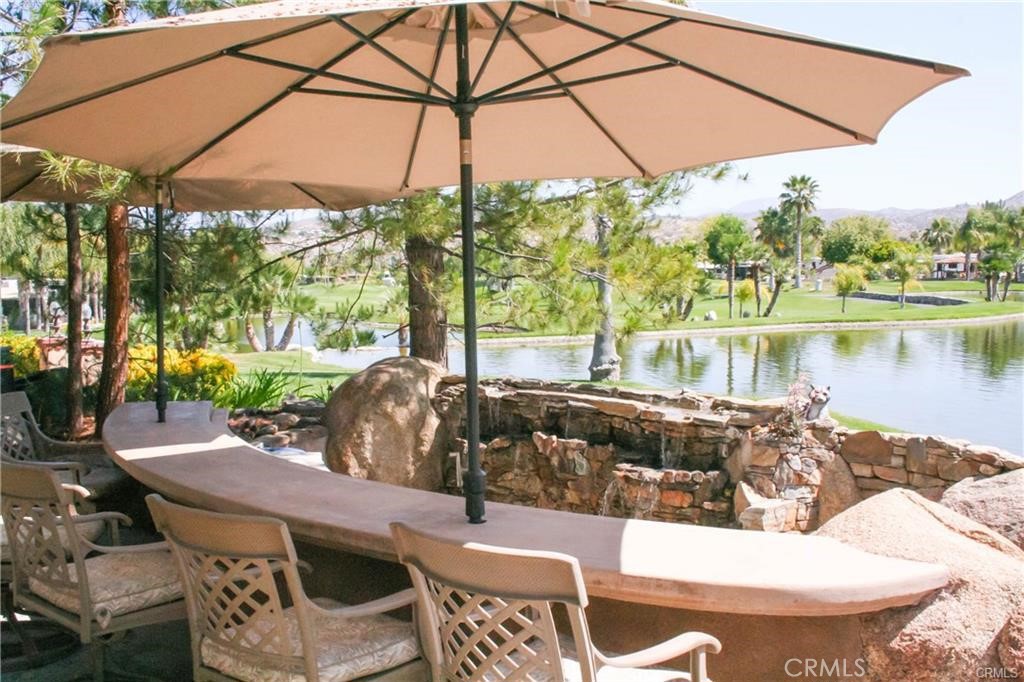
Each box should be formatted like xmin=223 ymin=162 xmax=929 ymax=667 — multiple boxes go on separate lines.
xmin=817 ymin=450 xmax=861 ymax=525
xmin=816 ymin=489 xmax=1024 ymax=682
xmin=940 ymin=469 xmax=1024 ymax=550
xmin=323 ymin=357 xmax=449 ymax=491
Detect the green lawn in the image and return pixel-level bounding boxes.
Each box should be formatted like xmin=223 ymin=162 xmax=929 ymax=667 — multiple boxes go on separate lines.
xmin=225 ymin=348 xmax=355 ymax=397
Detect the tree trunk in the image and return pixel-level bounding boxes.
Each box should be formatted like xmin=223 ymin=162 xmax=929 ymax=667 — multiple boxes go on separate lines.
xmin=1001 ymin=273 xmax=1012 ymax=302
xmin=764 ymin=278 xmax=784 ymax=317
xmin=681 ymin=296 xmax=695 ymax=322
xmin=983 ymin=274 xmax=994 ymax=302
xmin=95 ymin=1 xmax=130 ymax=437
xmin=19 ymin=283 xmax=32 ymax=334
xmin=727 ymin=258 xmax=735 ymax=319
xmin=588 ymin=216 xmax=620 ymax=382
xmin=65 ymin=204 xmax=84 ymax=437
xmin=405 ymin=236 xmax=448 ymax=367
xmin=753 ymin=263 xmax=762 ymax=317
xmin=841 ymin=295 xmax=847 ymax=313
xmin=276 ymin=313 xmax=298 ymax=351
xmin=38 ymin=285 xmax=49 ymax=335
xmin=674 ymin=296 xmax=685 ymax=319
xmin=262 ymin=309 xmax=276 ymax=351
xmin=899 ymin=283 xmax=906 ymax=308
xmin=90 ymin=272 xmax=103 ymax=325
xmin=794 ymin=209 xmax=803 ymax=288
xmin=244 ymin=317 xmax=265 ymax=352
xmin=95 ymin=203 xmax=130 ymax=436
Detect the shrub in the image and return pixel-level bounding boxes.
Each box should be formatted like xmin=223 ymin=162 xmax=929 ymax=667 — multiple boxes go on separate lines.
xmin=126 ymin=345 xmax=236 ymax=402
xmin=0 ymin=332 xmax=41 ymax=377
xmin=214 ymin=368 xmax=291 ymax=409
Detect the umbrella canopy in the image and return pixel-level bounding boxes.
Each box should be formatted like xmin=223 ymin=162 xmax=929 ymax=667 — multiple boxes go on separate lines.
xmin=1 ymin=144 xmax=407 ymax=210
xmin=1 ymin=0 xmax=967 ymax=524
xmin=2 ymin=0 xmax=965 ymax=188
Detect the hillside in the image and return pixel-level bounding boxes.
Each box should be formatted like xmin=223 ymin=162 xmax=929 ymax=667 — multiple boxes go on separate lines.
xmin=661 ymin=190 xmax=1024 ymax=240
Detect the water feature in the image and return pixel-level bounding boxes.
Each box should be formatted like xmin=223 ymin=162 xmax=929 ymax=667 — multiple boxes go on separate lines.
xmin=236 ymin=318 xmax=1024 ymax=453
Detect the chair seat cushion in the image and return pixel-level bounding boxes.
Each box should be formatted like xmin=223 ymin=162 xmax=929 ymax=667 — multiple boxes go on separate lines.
xmin=200 ymin=597 xmax=420 ymax=682
xmin=28 ymin=549 xmax=182 ymax=624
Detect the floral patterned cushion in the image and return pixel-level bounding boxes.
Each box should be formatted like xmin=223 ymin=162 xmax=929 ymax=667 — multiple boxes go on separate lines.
xmin=0 ymin=517 xmax=105 ymax=563
xmin=28 ymin=549 xmax=182 ymax=626
xmin=200 ymin=597 xmax=420 ymax=682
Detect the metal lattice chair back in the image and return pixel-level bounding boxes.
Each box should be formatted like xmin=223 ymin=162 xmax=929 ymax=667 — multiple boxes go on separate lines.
xmin=1 ymin=392 xmax=36 ymax=462
xmin=147 ymin=495 xmax=320 ymax=681
xmin=1 ymin=464 xmax=89 ymax=607
xmin=391 ymin=522 xmax=598 ymax=682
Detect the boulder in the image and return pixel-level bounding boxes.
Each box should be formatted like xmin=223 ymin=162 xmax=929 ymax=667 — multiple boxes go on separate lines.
xmin=817 ymin=450 xmax=860 ymax=525
xmin=816 ymin=489 xmax=1024 ymax=682
xmin=840 ymin=430 xmax=892 ymax=465
xmin=940 ymin=469 xmax=1024 ymax=550
xmin=323 ymin=357 xmax=449 ymax=491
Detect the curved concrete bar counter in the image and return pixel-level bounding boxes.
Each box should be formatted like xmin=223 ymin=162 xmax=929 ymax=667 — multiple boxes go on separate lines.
xmin=104 ymin=401 xmax=948 ymax=618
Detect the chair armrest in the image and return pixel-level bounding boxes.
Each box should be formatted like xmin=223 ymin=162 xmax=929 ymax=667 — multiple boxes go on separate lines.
xmin=83 ymin=539 xmax=171 ymax=555
xmin=307 ymin=588 xmax=417 ymax=620
xmin=73 ymin=511 xmax=133 ymax=546
xmin=595 ymin=632 xmax=722 ymax=669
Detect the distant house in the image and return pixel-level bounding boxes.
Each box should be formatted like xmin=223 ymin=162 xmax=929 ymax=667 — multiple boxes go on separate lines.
xmin=0 ymin=278 xmax=18 ymax=300
xmin=932 ymin=253 xmax=967 ymax=279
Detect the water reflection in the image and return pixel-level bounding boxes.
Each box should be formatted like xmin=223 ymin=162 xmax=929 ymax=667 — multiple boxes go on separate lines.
xmin=471 ymin=322 xmax=1022 ymax=452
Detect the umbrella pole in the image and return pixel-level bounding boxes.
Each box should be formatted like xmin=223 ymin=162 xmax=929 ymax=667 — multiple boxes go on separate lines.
xmin=154 ymin=182 xmax=167 ymax=423
xmin=455 ymin=4 xmax=486 ymax=524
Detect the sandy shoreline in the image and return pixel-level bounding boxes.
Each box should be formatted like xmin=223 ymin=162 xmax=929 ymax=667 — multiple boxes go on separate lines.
xmin=476 ymin=311 xmax=1024 ymax=347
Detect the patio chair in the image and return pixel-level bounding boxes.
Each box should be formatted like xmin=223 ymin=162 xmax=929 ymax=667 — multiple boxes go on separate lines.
xmin=390 ymin=522 xmax=722 ymax=682
xmin=1 ymin=458 xmax=112 ymax=670
xmin=1 ymin=391 xmax=131 ymax=511
xmin=2 ymin=461 xmax=185 ymax=681
xmin=146 ymin=494 xmax=427 ymax=682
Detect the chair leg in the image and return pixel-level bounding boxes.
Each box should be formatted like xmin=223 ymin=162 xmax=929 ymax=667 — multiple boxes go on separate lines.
xmin=92 ymin=640 xmax=106 ymax=682
xmin=690 ymin=647 xmax=708 ymax=682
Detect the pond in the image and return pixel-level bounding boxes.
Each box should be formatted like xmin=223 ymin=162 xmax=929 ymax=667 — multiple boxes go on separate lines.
xmin=246 ymin=319 xmax=1024 ymax=453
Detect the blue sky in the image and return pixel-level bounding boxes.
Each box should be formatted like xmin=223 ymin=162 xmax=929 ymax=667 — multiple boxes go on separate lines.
xmin=676 ymin=1 xmax=1023 ymax=215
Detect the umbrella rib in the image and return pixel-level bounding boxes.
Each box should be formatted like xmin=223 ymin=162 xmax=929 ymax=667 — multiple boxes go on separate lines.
xmin=0 ymin=16 xmax=333 ymax=132
xmin=487 ymin=6 xmax=650 ymax=178
xmin=291 ymin=183 xmax=327 ymax=208
xmin=519 ymin=1 xmax=875 ymax=143
xmin=402 ymin=7 xmax=453 ymax=191
xmin=293 ymin=86 xmax=442 ymax=105
xmin=602 ymin=2 xmax=967 ymax=75
xmin=485 ymin=63 xmax=675 ymax=104
xmin=330 ymin=16 xmax=456 ymax=101
xmin=2 ymin=168 xmax=45 ymax=202
xmin=476 ymin=16 xmax=679 ymax=103
xmin=469 ymin=3 xmax=517 ymax=96
xmin=225 ymin=52 xmax=449 ymax=104
xmin=166 ymin=10 xmax=436 ymax=177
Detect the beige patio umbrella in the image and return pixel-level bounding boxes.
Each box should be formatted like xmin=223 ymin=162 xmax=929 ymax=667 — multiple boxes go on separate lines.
xmin=0 ymin=0 xmax=967 ymax=523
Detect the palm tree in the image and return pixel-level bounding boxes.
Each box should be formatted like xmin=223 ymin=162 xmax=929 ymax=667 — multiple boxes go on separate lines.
xmin=833 ymin=264 xmax=866 ymax=313
xmin=889 ymin=247 xmax=928 ymax=308
xmin=924 ymin=217 xmax=955 ymax=254
xmin=779 ymin=175 xmax=820 ymax=288
xmin=754 ymin=207 xmax=792 ymax=257
xmin=956 ymin=210 xmax=988 ymax=281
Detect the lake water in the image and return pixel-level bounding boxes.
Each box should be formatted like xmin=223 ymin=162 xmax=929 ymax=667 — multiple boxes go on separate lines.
xmin=251 ymin=319 xmax=1024 ymax=453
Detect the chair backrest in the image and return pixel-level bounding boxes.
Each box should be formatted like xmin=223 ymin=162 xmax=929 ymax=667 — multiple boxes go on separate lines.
xmin=1 ymin=392 xmax=37 ymax=461
xmin=1 ymin=462 xmax=89 ymax=610
xmin=146 ymin=495 xmax=319 ymax=681
xmin=390 ymin=522 xmax=598 ymax=682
